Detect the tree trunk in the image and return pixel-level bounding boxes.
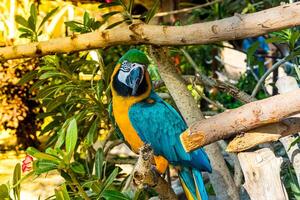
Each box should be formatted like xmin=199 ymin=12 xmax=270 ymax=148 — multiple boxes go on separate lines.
xmin=149 ymin=46 xmax=239 ymax=200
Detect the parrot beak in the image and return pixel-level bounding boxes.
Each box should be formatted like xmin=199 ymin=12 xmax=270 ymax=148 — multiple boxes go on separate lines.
xmin=127 ymin=65 xmax=144 ymax=96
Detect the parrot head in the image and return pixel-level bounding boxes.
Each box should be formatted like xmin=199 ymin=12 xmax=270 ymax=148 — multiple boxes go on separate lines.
xmin=111 ymin=49 xmax=151 ymax=97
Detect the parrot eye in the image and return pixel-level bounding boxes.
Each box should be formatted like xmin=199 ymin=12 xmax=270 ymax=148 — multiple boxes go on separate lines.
xmin=120 ymin=60 xmax=130 ymax=72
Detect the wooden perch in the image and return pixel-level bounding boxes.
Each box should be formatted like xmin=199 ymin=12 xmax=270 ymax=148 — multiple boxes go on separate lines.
xmin=133 ymin=144 xmax=177 ymax=200
xmin=226 ymin=116 xmax=300 ymax=152
xmin=1 ymin=2 xmax=300 ymax=60
xmin=238 ymin=148 xmax=288 ymax=200
xmin=180 ymin=89 xmax=300 ymax=152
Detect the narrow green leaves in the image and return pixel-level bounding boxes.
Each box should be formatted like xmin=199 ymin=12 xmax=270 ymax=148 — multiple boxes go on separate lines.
xmin=95 ymin=148 xmax=104 ymax=180
xmin=100 ymin=168 xmax=119 ymax=195
xmin=55 ymin=184 xmax=70 ymax=200
xmin=13 ymin=163 xmax=21 ymax=200
xmin=35 ymin=160 xmax=58 ymax=175
xmin=98 ymin=2 xmax=121 ymax=9
xmin=102 ymin=190 xmax=131 ymax=200
xmin=26 ymin=147 xmax=60 ymax=162
xmin=87 ymin=117 xmax=99 ymax=146
xmin=65 ymin=118 xmax=78 ymax=157
xmin=70 ymin=162 xmax=85 ymax=175
xmin=15 ymin=15 xmax=29 ymax=28
xmin=0 ymin=184 xmax=9 ymax=199
xmin=18 ymin=70 xmax=38 ymax=85
xmin=39 ymin=7 xmax=59 ymax=29
xmin=145 ymin=0 xmax=160 ymax=24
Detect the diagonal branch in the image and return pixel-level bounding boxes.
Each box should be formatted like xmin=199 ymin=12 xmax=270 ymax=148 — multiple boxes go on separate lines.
xmin=1 ymin=2 xmax=300 ymax=60
xmin=180 ymin=89 xmax=300 ymax=152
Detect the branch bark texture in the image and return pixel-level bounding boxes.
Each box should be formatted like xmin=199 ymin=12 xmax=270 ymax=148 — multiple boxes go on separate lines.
xmin=133 ymin=145 xmax=177 ymax=200
xmin=1 ymin=2 xmax=300 ymax=60
xmin=238 ymin=148 xmax=288 ymax=200
xmin=149 ymin=46 xmax=239 ymax=200
xmin=181 ymin=89 xmax=300 ymax=152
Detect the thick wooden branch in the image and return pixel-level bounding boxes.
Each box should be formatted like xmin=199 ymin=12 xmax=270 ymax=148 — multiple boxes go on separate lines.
xmin=180 ymin=89 xmax=300 ymax=152
xmin=1 ymin=2 xmax=300 ymax=60
xmin=133 ymin=145 xmax=177 ymax=200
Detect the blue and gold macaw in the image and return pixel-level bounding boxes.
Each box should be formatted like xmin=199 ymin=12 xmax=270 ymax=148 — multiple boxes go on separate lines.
xmin=110 ymin=49 xmax=212 ymax=200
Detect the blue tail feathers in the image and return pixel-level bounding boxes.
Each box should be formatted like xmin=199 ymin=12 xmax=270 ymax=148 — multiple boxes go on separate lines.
xmin=179 ymin=167 xmax=208 ymax=200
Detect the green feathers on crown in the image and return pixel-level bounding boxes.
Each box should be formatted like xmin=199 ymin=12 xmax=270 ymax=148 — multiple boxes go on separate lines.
xmin=118 ymin=49 xmax=150 ymax=65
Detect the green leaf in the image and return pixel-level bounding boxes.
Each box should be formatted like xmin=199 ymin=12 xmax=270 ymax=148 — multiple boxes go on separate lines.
xmin=128 ymin=0 xmax=134 ymax=14
xmin=91 ymin=21 xmax=101 ymax=30
xmin=18 ymin=27 xmax=33 ymax=33
xmin=35 ymin=160 xmax=58 ymax=175
xmin=60 ymin=183 xmax=71 ymax=200
xmin=39 ymin=71 xmax=67 ymax=79
xmin=46 ymin=95 xmax=66 ymax=112
xmin=87 ymin=117 xmax=99 ymax=146
xmin=19 ymin=32 xmax=33 ymax=39
xmin=265 ymin=36 xmax=286 ymax=44
xmin=91 ymin=182 xmax=101 ymax=193
xmin=98 ymin=2 xmax=122 ymax=9
xmin=55 ymin=189 xmax=64 ymax=200
xmin=36 ymin=85 xmax=60 ymax=99
xmin=26 ymin=147 xmax=60 ymax=162
xmin=13 ymin=163 xmax=21 ymax=200
xmin=28 ymin=16 xmax=36 ymax=32
xmin=83 ymin=12 xmax=90 ymax=26
xmin=39 ymin=7 xmax=59 ymax=30
xmin=145 ymin=0 xmax=160 ymax=23
xmin=65 ymin=118 xmax=78 ymax=157
xmin=55 ymin=128 xmax=66 ymax=149
xmin=100 ymin=168 xmax=119 ymax=195
xmin=295 ymin=66 xmax=300 ymax=81
xmin=102 ymin=190 xmax=130 ymax=200
xmin=15 ymin=15 xmax=29 ymax=28
xmin=102 ymin=11 xmax=121 ymax=21
xmin=246 ymin=41 xmax=259 ymax=58
xmin=289 ymin=136 xmax=300 ymax=150
xmin=106 ymin=20 xmax=124 ymax=29
xmin=64 ymin=21 xmax=83 ymax=33
xmin=95 ymin=148 xmax=103 ymax=179
xmin=18 ymin=71 xmax=38 ymax=85
xmin=41 ymin=119 xmax=60 ymax=134
xmin=30 ymin=4 xmax=37 ymax=26
xmin=70 ymin=162 xmax=85 ymax=175
xmin=45 ymin=147 xmax=59 ymax=157
xmin=0 ymin=184 xmax=9 ymax=199
xmin=117 ymin=0 xmax=127 ymax=10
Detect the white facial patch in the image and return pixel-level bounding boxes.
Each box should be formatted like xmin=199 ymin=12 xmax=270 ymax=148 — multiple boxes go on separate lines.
xmin=117 ymin=60 xmax=146 ymax=89
xmin=117 ymin=70 xmax=129 ymax=86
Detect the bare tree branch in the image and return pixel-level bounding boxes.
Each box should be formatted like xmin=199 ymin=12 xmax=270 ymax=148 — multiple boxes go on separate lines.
xmin=133 ymin=145 xmax=177 ymax=200
xmin=251 ymin=56 xmax=290 ymax=97
xmin=1 ymin=2 xmax=300 ymax=60
xmin=180 ymin=89 xmax=300 ymax=152
xmin=181 ymin=48 xmax=256 ymax=103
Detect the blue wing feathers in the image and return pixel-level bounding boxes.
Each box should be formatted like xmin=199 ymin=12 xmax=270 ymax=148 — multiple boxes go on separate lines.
xmin=128 ymin=90 xmax=211 ymax=199
xmin=129 ymin=90 xmax=211 ymax=171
